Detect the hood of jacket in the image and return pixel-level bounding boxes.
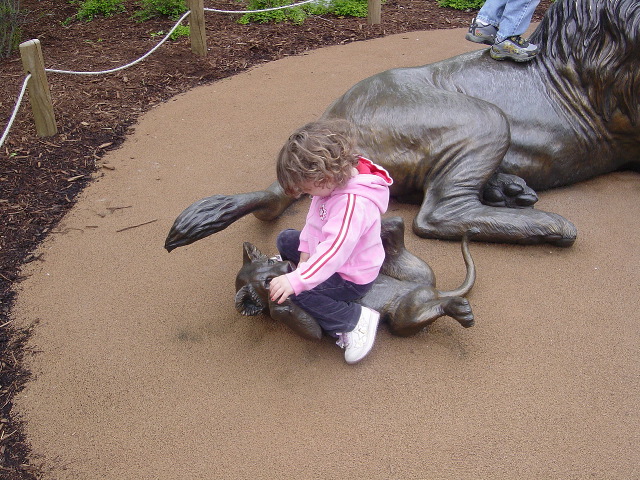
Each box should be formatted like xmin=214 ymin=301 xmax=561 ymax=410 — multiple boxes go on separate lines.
xmin=329 ymin=157 xmax=393 ymax=213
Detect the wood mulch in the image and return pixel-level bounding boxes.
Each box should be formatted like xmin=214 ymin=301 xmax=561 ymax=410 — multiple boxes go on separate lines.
xmin=0 ymin=0 xmax=551 ymax=477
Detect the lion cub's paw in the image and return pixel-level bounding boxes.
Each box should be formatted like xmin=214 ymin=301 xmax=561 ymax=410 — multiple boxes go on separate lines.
xmin=444 ymin=297 xmax=475 ymax=328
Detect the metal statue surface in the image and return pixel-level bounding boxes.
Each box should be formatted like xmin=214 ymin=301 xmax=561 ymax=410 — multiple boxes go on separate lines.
xmin=165 ymin=0 xmax=640 ymax=251
xmin=235 ymin=217 xmax=475 ymax=340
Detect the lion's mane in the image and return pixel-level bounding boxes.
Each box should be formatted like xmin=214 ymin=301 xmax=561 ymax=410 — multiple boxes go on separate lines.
xmin=531 ymin=0 xmax=640 ymax=125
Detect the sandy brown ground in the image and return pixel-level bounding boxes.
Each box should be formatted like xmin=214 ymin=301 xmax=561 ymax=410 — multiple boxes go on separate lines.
xmin=12 ymin=28 xmax=639 ymax=479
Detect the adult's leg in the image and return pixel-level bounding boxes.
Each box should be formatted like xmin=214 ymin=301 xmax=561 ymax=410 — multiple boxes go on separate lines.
xmin=493 ymin=0 xmax=540 ymax=41
xmin=476 ymin=0 xmax=507 ymax=28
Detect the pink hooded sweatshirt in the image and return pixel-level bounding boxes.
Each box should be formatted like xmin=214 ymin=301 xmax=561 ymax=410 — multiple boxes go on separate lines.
xmin=286 ymin=157 xmax=393 ymax=295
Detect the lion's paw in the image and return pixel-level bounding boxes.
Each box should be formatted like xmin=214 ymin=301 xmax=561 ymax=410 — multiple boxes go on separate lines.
xmin=483 ymin=173 xmax=538 ymax=208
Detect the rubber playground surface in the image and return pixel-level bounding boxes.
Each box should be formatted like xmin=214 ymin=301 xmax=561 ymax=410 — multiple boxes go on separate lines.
xmin=13 ymin=27 xmax=639 ymax=478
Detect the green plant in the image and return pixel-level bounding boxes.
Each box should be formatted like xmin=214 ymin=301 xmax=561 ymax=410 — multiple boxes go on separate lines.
xmin=133 ymin=0 xmax=187 ymax=21
xmin=329 ymin=0 xmax=368 ymax=17
xmin=239 ymin=0 xmax=370 ymax=25
xmin=169 ymin=24 xmax=189 ymax=39
xmin=238 ymin=0 xmax=307 ymax=25
xmin=301 ymin=0 xmax=331 ymax=15
xmin=1 ymin=0 xmax=22 ymax=58
xmin=437 ymin=0 xmax=485 ymax=10
xmin=75 ymin=0 xmax=126 ymax=21
xmin=150 ymin=24 xmax=190 ymax=40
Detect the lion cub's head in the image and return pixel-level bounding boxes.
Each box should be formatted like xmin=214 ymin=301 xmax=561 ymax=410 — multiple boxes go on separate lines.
xmin=234 ymin=242 xmax=294 ymax=316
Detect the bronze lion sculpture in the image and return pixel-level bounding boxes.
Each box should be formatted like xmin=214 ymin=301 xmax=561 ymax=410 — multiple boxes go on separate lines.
xmin=165 ymin=0 xmax=640 ymax=251
xmin=235 ymin=217 xmax=475 ymax=340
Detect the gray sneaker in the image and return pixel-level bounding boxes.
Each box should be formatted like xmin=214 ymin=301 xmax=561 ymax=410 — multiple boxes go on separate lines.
xmin=465 ymin=17 xmax=497 ymax=46
xmin=490 ymin=35 xmax=539 ymax=62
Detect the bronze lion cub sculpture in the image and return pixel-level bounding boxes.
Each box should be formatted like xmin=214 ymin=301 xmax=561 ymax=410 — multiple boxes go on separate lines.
xmin=235 ymin=217 xmax=475 ymax=340
xmin=165 ymin=0 xmax=639 ymax=252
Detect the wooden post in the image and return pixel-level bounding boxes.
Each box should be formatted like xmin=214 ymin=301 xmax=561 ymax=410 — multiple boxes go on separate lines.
xmin=367 ymin=0 xmax=381 ymax=24
xmin=19 ymin=39 xmax=57 ymax=137
xmin=187 ymin=0 xmax=207 ymax=57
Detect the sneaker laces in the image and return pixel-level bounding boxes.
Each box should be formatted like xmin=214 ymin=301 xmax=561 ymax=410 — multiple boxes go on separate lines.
xmin=336 ymin=307 xmax=373 ymax=349
xmin=336 ymin=324 xmax=368 ymax=349
xmin=508 ymin=35 xmax=529 ymax=47
xmin=336 ymin=332 xmax=349 ymax=349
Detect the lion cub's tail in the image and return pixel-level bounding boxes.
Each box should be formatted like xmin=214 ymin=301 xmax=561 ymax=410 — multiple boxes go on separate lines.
xmin=437 ymin=232 xmax=476 ymax=298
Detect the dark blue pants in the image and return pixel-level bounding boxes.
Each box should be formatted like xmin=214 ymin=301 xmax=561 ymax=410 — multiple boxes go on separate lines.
xmin=276 ymin=229 xmax=373 ymax=336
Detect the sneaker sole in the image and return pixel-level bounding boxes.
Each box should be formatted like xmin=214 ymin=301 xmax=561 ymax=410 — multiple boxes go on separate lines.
xmin=464 ymin=33 xmax=494 ymax=46
xmin=345 ymin=310 xmax=380 ymax=365
xmin=489 ymin=51 xmax=538 ymax=62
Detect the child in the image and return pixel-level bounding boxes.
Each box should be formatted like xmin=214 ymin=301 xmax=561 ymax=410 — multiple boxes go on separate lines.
xmin=269 ymin=119 xmax=393 ymax=364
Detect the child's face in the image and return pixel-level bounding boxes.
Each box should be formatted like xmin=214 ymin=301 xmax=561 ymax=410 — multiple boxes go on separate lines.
xmin=300 ymin=179 xmax=335 ymax=197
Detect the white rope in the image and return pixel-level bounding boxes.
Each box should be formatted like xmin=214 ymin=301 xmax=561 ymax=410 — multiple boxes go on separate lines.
xmin=1 ymin=1 xmax=323 ymax=149
xmin=0 ymin=73 xmax=31 ymax=150
xmin=42 ymin=1 xmax=322 ymax=75
xmin=205 ymin=0 xmax=319 ymax=14
xmin=45 ymin=10 xmax=192 ymax=75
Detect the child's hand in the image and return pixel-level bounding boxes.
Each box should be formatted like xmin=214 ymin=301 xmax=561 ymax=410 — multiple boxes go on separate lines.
xmin=269 ymin=275 xmax=294 ymax=304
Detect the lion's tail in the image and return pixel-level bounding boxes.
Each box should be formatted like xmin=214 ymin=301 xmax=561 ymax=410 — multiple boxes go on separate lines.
xmin=437 ymin=232 xmax=476 ymax=298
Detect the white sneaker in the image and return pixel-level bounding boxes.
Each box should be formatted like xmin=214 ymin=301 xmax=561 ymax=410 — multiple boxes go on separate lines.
xmin=336 ymin=307 xmax=380 ymax=364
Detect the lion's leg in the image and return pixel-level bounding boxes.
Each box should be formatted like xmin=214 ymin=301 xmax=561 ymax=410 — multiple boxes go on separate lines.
xmin=268 ymin=297 xmax=323 ymax=341
xmin=380 ymin=216 xmax=435 ymax=285
xmin=416 ymin=179 xmax=577 ymax=246
xmin=327 ymin=80 xmax=576 ymax=245
xmin=387 ymin=289 xmax=474 ymax=337
xmin=412 ymin=102 xmax=577 ymax=246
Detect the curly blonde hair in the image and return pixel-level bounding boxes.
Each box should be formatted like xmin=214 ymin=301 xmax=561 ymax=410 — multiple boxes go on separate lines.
xmin=276 ymin=119 xmax=359 ymax=197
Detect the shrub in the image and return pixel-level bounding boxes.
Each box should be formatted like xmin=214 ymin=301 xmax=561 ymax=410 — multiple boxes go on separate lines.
xmin=329 ymin=0 xmax=368 ymax=17
xmin=151 ymin=24 xmax=190 ymax=40
xmin=75 ymin=0 xmax=126 ymax=21
xmin=437 ymin=0 xmax=485 ymax=10
xmin=169 ymin=24 xmax=190 ymax=39
xmin=0 ymin=0 xmax=22 ymax=58
xmin=238 ymin=0 xmax=307 ymax=25
xmin=239 ymin=0 xmax=369 ymax=25
xmin=133 ymin=0 xmax=187 ymax=21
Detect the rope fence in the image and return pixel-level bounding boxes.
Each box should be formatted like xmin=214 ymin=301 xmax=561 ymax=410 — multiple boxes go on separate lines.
xmin=45 ymin=10 xmax=193 ymax=76
xmin=205 ymin=0 xmax=318 ymax=14
xmin=0 ymin=0 xmax=382 ymax=150
xmin=0 ymin=74 xmax=31 ymax=148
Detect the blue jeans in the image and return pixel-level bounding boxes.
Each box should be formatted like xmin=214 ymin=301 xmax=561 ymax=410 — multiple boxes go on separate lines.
xmin=477 ymin=0 xmax=540 ymax=42
xmin=276 ymin=229 xmax=373 ymax=337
